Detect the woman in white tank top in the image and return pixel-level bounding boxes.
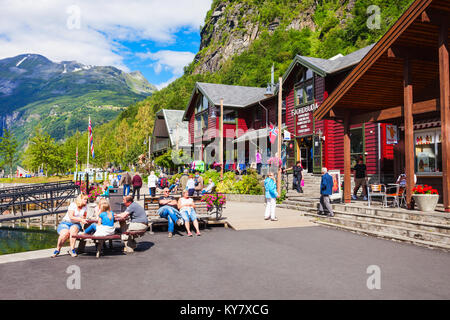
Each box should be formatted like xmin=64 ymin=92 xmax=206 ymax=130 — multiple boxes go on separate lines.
xmin=177 ymin=190 xmax=201 ymax=237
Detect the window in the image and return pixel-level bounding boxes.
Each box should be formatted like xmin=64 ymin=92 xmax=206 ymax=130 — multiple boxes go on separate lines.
xmin=414 ymin=129 xmax=442 ymax=173
xmin=350 ymin=127 xmax=364 ymax=167
xmin=295 ymin=68 xmax=314 ymax=107
xmin=223 ymin=111 xmax=236 ymax=124
xmin=195 ymin=94 xmax=209 ymax=113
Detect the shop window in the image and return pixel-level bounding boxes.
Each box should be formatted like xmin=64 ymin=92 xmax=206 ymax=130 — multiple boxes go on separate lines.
xmin=414 ymin=129 xmax=442 ymax=173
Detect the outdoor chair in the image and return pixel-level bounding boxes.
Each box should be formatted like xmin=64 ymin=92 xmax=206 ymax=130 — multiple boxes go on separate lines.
xmin=385 ymin=184 xmax=403 ymax=208
xmin=367 ymin=184 xmax=387 ymax=208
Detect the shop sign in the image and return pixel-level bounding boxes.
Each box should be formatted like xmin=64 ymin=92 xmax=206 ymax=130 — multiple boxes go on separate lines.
xmin=294 ymin=103 xmax=319 ymax=136
xmin=386 ymin=125 xmax=398 ymax=144
xmin=291 ymin=102 xmax=319 ymax=117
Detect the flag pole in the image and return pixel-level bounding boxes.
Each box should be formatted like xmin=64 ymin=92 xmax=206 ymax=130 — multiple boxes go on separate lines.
xmin=87 ymin=116 xmax=90 ymax=170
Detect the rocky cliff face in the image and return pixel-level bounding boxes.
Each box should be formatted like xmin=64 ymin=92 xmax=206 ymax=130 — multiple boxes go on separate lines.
xmin=192 ymin=0 xmax=357 ymax=75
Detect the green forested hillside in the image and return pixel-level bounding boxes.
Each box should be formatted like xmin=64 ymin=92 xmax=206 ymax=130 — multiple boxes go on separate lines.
xmin=23 ymin=0 xmax=414 ymax=172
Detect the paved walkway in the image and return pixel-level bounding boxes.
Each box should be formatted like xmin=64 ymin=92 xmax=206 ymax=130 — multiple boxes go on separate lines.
xmin=224 ymin=202 xmax=316 ymax=230
xmin=1 ymin=226 xmax=450 ymax=299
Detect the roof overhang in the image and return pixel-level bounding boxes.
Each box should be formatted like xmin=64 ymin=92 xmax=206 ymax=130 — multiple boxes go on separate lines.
xmin=314 ymin=0 xmax=447 ymax=122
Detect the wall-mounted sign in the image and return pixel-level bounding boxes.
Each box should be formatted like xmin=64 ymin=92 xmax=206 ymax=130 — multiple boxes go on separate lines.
xmin=293 ymin=102 xmax=320 ymax=137
xmin=291 ymin=102 xmax=319 ymax=117
xmin=386 ymin=125 xmax=398 ymax=144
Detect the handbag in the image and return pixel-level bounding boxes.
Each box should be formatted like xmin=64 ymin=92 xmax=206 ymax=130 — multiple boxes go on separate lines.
xmin=301 ymin=180 xmax=305 ymax=187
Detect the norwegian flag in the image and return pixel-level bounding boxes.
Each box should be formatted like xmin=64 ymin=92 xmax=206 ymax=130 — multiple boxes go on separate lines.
xmin=269 ymin=123 xmax=278 ymax=144
xmin=88 ymin=117 xmax=95 ymax=158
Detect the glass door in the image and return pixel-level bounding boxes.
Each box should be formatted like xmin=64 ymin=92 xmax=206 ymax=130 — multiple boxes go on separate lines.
xmin=313 ymin=135 xmax=322 ymax=174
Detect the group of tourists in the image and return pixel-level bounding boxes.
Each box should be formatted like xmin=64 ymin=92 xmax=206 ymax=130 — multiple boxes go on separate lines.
xmin=148 ymin=169 xmax=206 ymax=197
xmin=52 ymin=192 xmax=149 ymax=257
xmin=119 ymin=171 xmax=143 ymax=200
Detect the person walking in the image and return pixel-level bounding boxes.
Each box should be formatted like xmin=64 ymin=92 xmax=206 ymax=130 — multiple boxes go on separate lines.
xmin=318 ymin=167 xmax=334 ymax=217
xmin=256 ymin=149 xmax=262 ymax=175
xmin=120 ymin=171 xmax=132 ymax=196
xmin=147 ymin=171 xmax=158 ymax=197
xmin=291 ymin=161 xmax=304 ymax=193
xmin=352 ymin=158 xmax=368 ymax=200
xmin=264 ymin=172 xmax=279 ymax=221
xmin=132 ymin=172 xmax=143 ymax=201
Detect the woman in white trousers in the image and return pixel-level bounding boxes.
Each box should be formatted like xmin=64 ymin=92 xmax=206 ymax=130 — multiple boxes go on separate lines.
xmin=264 ymin=172 xmax=279 ymax=221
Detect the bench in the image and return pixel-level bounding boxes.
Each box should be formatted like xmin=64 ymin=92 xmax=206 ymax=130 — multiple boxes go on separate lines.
xmin=74 ymin=218 xmax=147 ymax=258
xmin=143 ymin=195 xmax=221 ymax=233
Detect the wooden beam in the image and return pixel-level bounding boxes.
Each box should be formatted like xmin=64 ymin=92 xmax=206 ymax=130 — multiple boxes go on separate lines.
xmin=348 ymin=98 xmax=440 ymax=124
xmin=439 ymin=22 xmax=450 ymax=212
xmin=421 ymin=8 xmax=450 ymax=26
xmin=403 ymin=57 xmax=415 ymax=209
xmin=387 ymin=45 xmax=438 ymax=62
xmin=343 ymin=111 xmax=351 ymax=204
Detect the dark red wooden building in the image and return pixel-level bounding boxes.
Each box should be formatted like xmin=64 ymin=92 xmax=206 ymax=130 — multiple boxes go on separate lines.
xmin=280 ymin=45 xmax=396 ymax=178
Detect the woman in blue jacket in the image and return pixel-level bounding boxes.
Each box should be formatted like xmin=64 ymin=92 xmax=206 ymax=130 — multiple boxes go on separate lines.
xmin=264 ymin=172 xmax=279 ymax=221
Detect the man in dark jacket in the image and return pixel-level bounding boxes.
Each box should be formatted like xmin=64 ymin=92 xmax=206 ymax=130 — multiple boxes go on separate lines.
xmin=132 ymin=172 xmax=143 ymax=201
xmin=318 ymin=167 xmax=334 ymax=217
xmin=291 ymin=161 xmax=303 ymax=193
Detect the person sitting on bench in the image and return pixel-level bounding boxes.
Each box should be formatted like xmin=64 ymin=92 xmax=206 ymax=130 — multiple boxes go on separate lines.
xmin=157 ymin=188 xmax=184 ymax=238
xmin=178 ymin=190 xmax=201 ymax=237
xmin=83 ymin=200 xmax=115 ymax=237
xmin=115 ymin=195 xmax=148 ymax=252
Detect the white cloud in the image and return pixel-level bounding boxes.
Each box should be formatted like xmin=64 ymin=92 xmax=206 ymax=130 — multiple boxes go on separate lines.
xmin=138 ymin=50 xmax=196 ymax=76
xmin=0 ymin=0 xmax=211 ymax=70
xmin=155 ymin=76 xmax=179 ymax=90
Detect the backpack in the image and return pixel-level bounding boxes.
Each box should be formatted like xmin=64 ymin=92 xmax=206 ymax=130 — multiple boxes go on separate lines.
xmin=159 ymin=177 xmax=168 ymax=189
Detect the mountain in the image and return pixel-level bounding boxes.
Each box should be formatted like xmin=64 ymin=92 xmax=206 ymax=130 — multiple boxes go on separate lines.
xmin=0 ymin=54 xmax=157 ymax=144
xmin=51 ymin=0 xmax=414 ymax=168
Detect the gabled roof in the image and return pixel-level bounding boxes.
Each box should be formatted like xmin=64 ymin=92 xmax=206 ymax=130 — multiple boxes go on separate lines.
xmin=280 ymin=44 xmax=375 ymax=87
xmin=183 ymin=82 xmax=269 ymax=120
xmin=314 ymin=0 xmax=445 ymax=120
xmin=155 ymin=109 xmax=190 ymax=147
xmin=197 ymin=82 xmax=268 ymax=108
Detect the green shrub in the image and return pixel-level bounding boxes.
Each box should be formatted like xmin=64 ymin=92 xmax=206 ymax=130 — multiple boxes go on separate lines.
xmin=202 ymin=169 xmax=220 ymax=185
xmin=233 ymin=172 xmax=263 ymax=195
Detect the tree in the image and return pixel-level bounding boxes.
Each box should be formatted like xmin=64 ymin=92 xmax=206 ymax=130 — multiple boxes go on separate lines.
xmin=0 ymin=128 xmax=19 ymax=178
xmin=23 ymin=127 xmax=58 ymax=175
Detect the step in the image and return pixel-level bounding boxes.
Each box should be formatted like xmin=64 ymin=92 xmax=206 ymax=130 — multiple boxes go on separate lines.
xmin=315 ymin=220 xmax=450 ymax=251
xmin=333 ymin=203 xmax=450 ymax=225
xmin=310 ymin=214 xmax=450 ymax=245
xmin=283 ymin=199 xmax=317 ymax=207
xmin=329 ymin=209 xmax=450 ymax=235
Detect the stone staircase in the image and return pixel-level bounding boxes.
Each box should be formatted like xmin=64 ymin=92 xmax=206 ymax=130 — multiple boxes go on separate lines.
xmin=279 ymin=174 xmax=450 ymax=251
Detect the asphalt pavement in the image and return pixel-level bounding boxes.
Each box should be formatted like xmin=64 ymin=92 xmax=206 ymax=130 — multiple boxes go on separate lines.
xmin=1 ymin=225 xmax=450 ymax=300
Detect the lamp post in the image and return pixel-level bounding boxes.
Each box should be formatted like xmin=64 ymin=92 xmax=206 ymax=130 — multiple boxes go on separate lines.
xmin=277 ymin=77 xmax=282 ymax=195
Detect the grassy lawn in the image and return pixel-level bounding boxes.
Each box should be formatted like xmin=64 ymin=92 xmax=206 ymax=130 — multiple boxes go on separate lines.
xmin=0 ymin=176 xmax=73 ymax=184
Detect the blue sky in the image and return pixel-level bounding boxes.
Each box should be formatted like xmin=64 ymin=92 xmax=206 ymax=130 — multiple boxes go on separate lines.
xmin=0 ymin=0 xmax=212 ymax=89
xmin=121 ymin=28 xmax=202 ymax=88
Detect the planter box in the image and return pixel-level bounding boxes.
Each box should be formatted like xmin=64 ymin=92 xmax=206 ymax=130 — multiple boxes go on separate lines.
xmin=413 ymin=194 xmax=439 ymax=212
xmin=224 ymin=194 xmax=265 ymax=203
